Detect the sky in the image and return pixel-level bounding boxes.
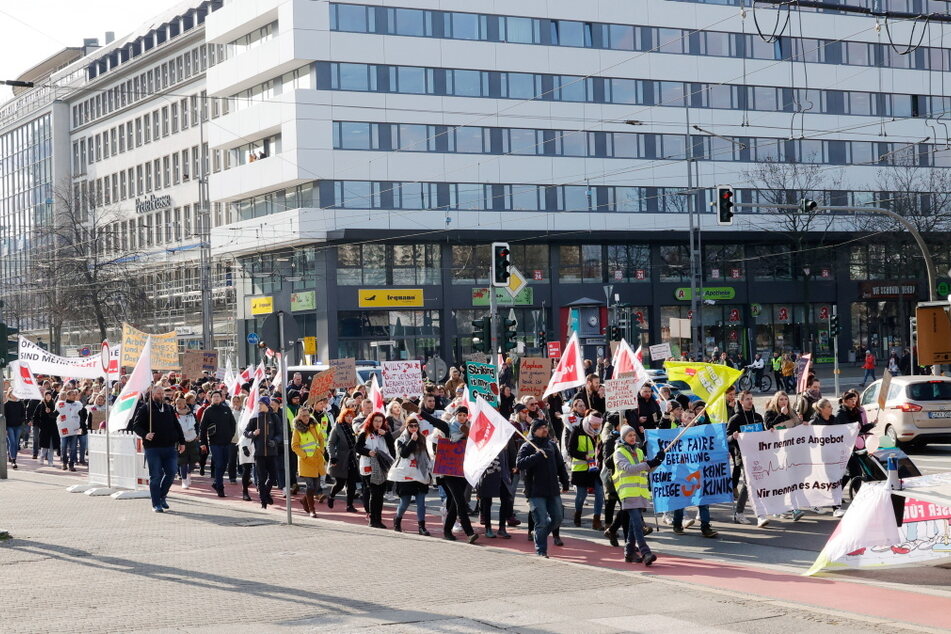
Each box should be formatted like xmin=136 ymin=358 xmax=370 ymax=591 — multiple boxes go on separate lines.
xmin=0 ymin=1 xmax=179 ymax=101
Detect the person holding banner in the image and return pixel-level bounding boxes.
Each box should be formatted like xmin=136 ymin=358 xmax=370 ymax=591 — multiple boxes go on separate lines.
xmin=614 ymin=425 xmax=665 ymax=565
xmin=34 ymin=391 xmax=59 ymax=467
xmin=517 ymin=419 xmax=570 ymax=558
xmin=670 ymin=407 xmax=719 ymax=538
xmin=440 ymin=407 xmax=479 ymax=544
xmin=56 ymin=390 xmax=85 ymax=472
xmin=4 ymin=391 xmax=26 ymax=470
xmin=568 ymin=412 xmax=605 ymax=530
xmin=727 ymin=391 xmax=767 ymax=527
xmin=633 ymin=384 xmax=662 ymax=434
xmin=355 ymin=412 xmax=395 ymax=529
xmin=763 ymin=392 xmax=804 ymax=431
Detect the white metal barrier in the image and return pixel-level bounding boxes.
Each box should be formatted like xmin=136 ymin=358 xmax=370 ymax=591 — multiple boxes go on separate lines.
xmin=86 ymin=430 xmax=147 ymax=492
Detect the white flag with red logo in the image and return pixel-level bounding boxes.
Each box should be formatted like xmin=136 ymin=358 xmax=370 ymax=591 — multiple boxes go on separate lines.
xmin=369 ymin=373 xmax=385 ymax=414
xmin=612 ymin=339 xmax=650 ymax=391
xmin=237 ymin=373 xmax=264 ymax=434
xmin=542 ymin=331 xmax=586 ymax=398
xmin=463 ymin=395 xmax=517 ymax=487
xmin=10 ymin=360 xmax=43 ymax=401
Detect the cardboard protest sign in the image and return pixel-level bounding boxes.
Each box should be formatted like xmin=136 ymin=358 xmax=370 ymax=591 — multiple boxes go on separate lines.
xmin=645 ymin=424 xmax=733 ymax=513
xmin=330 ymin=358 xmax=357 ymax=389
xmin=381 ymin=360 xmax=423 ymax=399
xmin=182 ymin=350 xmax=218 ymax=379
xmin=737 ymin=423 xmax=859 ymax=516
xmin=432 ymin=437 xmax=465 ymax=477
xmin=465 ymin=361 xmax=498 ymax=406
xmin=604 ymin=376 xmax=639 ymax=411
xmin=518 ymin=357 xmax=552 ymax=398
xmin=121 ymin=322 xmax=178 ymax=370
xmin=306 ymin=369 xmax=335 ymax=404
xmin=649 ymin=342 xmax=672 ymax=361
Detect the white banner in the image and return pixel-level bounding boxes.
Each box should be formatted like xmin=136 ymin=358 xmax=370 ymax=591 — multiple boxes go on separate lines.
xmin=18 ymin=336 xmax=105 ymax=379
xmin=10 ymin=361 xmax=43 ymax=401
xmin=381 ymin=360 xmax=423 ymax=399
xmin=737 ymin=423 xmax=859 ymax=516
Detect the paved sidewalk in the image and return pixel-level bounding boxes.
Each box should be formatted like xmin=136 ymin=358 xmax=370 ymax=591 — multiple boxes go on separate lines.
xmin=1 ymin=469 xmax=948 ymax=633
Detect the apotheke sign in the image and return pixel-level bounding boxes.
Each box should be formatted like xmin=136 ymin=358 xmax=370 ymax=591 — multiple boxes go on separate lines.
xmin=135 ymin=194 xmax=172 ymax=214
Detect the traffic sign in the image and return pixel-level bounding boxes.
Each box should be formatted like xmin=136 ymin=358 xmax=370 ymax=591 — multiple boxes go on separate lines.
xmin=100 ymin=341 xmax=110 ymax=372
xmin=938 ymin=280 xmax=951 ymax=297
xmin=246 ymin=332 xmax=260 ymax=345
xmin=79 ymin=345 xmax=91 ymax=357
xmin=506 ymin=266 xmax=528 ymax=299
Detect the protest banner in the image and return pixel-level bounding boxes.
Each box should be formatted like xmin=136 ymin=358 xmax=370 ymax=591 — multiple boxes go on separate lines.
xmin=517 ymin=357 xmax=552 ymax=398
xmin=330 ymin=358 xmax=357 ymax=389
xmin=381 ymin=360 xmax=423 ymax=399
xmin=465 ymin=361 xmax=498 ymax=406
xmin=645 ymin=424 xmax=733 ymax=513
xmin=604 ymin=376 xmax=639 ymax=412
xmin=740 ymin=423 xmax=765 ymax=433
xmin=121 ymin=323 xmax=178 ymax=370
xmin=17 ymin=336 xmax=105 ymax=379
xmin=432 ymin=437 xmax=465 ymax=477
xmin=737 ymin=423 xmax=859 ymax=517
xmin=306 ymin=369 xmax=335 ymax=404
xmin=649 ymin=342 xmax=672 ymax=361
xmin=664 ymin=361 xmax=742 ymax=424
xmin=182 ymin=350 xmax=218 ymax=379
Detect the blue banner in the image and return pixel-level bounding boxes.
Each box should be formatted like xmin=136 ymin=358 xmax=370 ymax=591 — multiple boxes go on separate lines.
xmin=645 ymin=424 xmax=733 ymax=513
xmin=740 ymin=423 xmax=765 ymax=433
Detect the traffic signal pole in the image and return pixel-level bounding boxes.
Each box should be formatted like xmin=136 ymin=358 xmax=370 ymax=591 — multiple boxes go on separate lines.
xmin=832 ymin=306 xmax=840 ymax=396
xmin=489 ymin=285 xmax=498 ymax=366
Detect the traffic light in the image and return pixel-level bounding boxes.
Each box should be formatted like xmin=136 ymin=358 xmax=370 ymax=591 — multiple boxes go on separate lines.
xmin=537 ymin=329 xmax=547 ymax=347
xmin=472 ymin=316 xmax=491 ymax=353
xmin=800 ymin=198 xmax=818 ymax=213
xmin=910 ymin=317 xmax=917 ymax=341
xmin=491 ymin=242 xmax=511 ymax=287
xmin=502 ymin=319 xmax=518 ymax=352
xmin=610 ymin=325 xmax=622 ymax=341
xmin=716 ymin=185 xmax=734 ymax=226
xmin=0 ymin=321 xmax=16 ymax=368
xmin=830 ymin=314 xmax=842 ymax=337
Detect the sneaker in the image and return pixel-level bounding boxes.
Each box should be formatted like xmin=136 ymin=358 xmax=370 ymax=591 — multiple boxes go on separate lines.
xmin=811 ymin=506 xmax=828 ymax=515
xmin=624 ymin=552 xmax=643 ymax=563
xmin=160 ymin=500 xmax=170 ymax=510
xmin=485 ymin=529 xmax=497 ymax=538
xmin=661 ymin=513 xmax=673 ymax=526
xmin=791 ymin=510 xmax=805 ymax=522
xmin=643 ymin=552 xmax=657 ymax=566
xmin=497 ymin=529 xmax=511 ymax=539
xmin=152 ymin=506 xmax=164 ymax=513
xmin=672 ymin=525 xmax=685 ymax=535
xmin=467 ymin=533 xmax=479 ymax=544
xmin=733 ymin=513 xmax=751 ymax=525
xmin=700 ymin=526 xmax=719 ymax=538
xmin=756 ymin=517 xmax=770 ymax=528
xmin=833 ymin=508 xmax=846 ymax=518
xmin=683 ymin=516 xmax=697 ymax=529
xmin=182 ymin=476 xmax=191 ymax=489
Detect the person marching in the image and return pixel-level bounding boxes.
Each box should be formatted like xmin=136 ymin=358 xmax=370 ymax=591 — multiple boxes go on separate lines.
xmin=244 ymin=396 xmax=282 ymax=509
xmin=327 ymin=407 xmax=360 ymax=512
xmin=291 ymin=405 xmax=327 ymax=518
xmin=355 ymin=411 xmax=395 ymax=529
xmin=390 ymin=414 xmax=448 ymax=535
xmin=567 ymin=411 xmax=604 ymax=530
xmin=613 ymin=425 xmax=665 ymax=565
xmin=516 ymin=419 xmax=570 ymax=558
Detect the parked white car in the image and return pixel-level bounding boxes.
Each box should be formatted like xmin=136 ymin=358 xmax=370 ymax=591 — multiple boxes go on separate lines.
xmin=860 ymin=376 xmax=951 ymax=448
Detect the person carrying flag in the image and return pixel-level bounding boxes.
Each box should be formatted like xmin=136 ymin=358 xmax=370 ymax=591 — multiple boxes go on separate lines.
xmin=132 ymin=384 xmax=186 ymax=513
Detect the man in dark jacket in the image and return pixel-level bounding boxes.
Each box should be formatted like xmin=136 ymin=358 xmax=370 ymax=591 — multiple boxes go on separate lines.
xmin=516 ymin=419 xmax=570 ymax=558
xmin=132 ymin=385 xmax=186 ymax=513
xmin=199 ymin=391 xmax=237 ymax=497
xmin=244 ymin=396 xmax=282 ymax=508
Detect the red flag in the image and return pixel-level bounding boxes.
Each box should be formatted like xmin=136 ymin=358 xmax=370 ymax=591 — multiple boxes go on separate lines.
xmin=463 ymin=395 xmax=517 ymax=486
xmin=369 ymin=374 xmax=385 ymax=413
xmin=543 ymin=332 xmax=586 ymax=398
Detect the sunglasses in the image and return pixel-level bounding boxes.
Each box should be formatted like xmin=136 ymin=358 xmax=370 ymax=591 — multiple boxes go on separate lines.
xmin=407 ymin=423 xmax=419 ymax=428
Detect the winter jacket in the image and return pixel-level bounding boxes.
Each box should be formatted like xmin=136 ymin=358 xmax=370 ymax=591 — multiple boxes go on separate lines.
xmin=567 ymin=425 xmax=600 ymax=487
xmin=633 ymin=395 xmax=662 ymax=429
xmin=3 ymin=400 xmax=26 ymax=428
xmin=327 ymin=420 xmax=357 ymax=480
xmin=516 ymin=434 xmax=569 ymax=498
xmin=132 ymin=399 xmax=186 ymax=449
xmin=244 ymin=411 xmax=282 ymax=457
xmin=291 ymin=423 xmax=327 ymax=478
xmin=834 ymin=405 xmax=862 ymax=426
xmin=614 ymin=440 xmax=651 ymax=510
xmin=200 ymin=403 xmax=237 ymax=446
xmin=355 ymin=430 xmax=394 ymax=485
xmin=764 ymin=409 xmax=802 ymax=431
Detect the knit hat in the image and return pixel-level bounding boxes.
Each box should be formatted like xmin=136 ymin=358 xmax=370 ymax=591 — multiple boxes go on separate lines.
xmin=513 ymin=403 xmax=527 ymax=414
xmin=259 ymin=396 xmax=271 ymax=406
xmin=530 ymin=418 xmax=549 ymax=434
xmin=618 ymin=425 xmax=637 ymax=443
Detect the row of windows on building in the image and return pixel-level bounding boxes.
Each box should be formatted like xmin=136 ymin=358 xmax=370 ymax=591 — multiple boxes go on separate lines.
xmin=226 ymin=178 xmax=933 ymax=218
xmin=318 ymin=61 xmax=945 ymax=120
xmin=80 ymin=144 xmax=205 ymax=212
xmin=330 ymin=2 xmax=951 ymax=73
xmin=672 ymin=0 xmax=944 ymax=16
xmin=72 ymin=41 xmax=226 ymax=130
xmin=333 ymin=120 xmax=950 ymax=168
xmin=240 ymin=242 xmax=948 ymax=297
xmin=73 ymin=92 xmax=208 ymax=175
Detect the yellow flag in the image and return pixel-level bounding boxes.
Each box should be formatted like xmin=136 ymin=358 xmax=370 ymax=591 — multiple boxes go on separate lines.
xmin=663 ymin=361 xmax=743 ymax=424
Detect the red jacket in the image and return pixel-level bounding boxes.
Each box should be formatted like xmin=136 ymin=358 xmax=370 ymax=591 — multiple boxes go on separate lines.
xmin=863 ymin=355 xmax=876 ymax=370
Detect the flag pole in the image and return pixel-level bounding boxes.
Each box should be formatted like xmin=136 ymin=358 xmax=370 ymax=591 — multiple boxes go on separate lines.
xmin=104 ymin=383 xmax=112 ymax=489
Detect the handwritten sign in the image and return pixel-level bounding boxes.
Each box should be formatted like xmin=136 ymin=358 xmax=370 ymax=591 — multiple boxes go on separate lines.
xmin=382 ymin=360 xmax=423 ymax=399
xmin=121 ymin=323 xmax=178 ymax=371
xmin=432 ymin=437 xmax=465 ymax=477
xmin=465 ymin=361 xmax=498 ymax=406
xmin=649 ymin=342 xmax=672 ymax=361
xmin=605 ymin=376 xmax=639 ymax=411
xmin=518 ymin=357 xmax=552 ymax=398
xmin=330 ymin=358 xmax=357 ymax=389
xmin=306 ymin=369 xmax=335 ymax=404
xmin=182 ymin=350 xmax=218 ymax=379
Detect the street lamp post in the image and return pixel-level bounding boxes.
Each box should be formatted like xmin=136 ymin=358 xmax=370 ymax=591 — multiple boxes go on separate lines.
xmin=802 ymin=266 xmax=812 ymax=355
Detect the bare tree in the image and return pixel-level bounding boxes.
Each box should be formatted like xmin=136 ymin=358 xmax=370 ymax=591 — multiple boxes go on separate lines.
xmin=32 ymin=185 xmax=151 ymax=346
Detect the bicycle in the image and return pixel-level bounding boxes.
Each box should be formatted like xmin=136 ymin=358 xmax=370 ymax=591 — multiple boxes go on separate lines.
xmin=736 ymin=367 xmax=772 ymax=393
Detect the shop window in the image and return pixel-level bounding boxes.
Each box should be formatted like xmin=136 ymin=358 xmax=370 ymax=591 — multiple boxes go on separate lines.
xmin=559 ymin=245 xmax=603 ymax=283
xmin=607 ymin=244 xmax=650 ymax=282
xmin=659 ymin=245 xmax=690 ymax=282
xmin=451 ymin=244 xmax=490 ymax=285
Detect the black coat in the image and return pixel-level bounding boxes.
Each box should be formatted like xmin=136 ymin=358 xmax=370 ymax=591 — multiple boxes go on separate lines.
xmin=834 ymin=405 xmax=862 ymax=426
xmin=34 ymin=398 xmax=58 ymax=447
xmin=4 ymin=400 xmax=26 ymax=427
xmin=200 ymin=403 xmax=237 ymax=446
xmin=132 ymin=399 xmax=186 ymax=449
xmin=516 ymin=435 xmax=569 ymax=498
xmin=327 ymin=421 xmax=357 ymax=480
xmin=244 ymin=411 xmax=282 ymax=457
xmin=633 ymin=395 xmax=662 ymax=429
xmin=567 ymin=425 xmax=600 ymax=486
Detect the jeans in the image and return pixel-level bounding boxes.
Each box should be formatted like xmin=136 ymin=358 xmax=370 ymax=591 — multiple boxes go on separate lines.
xmin=396 ymin=492 xmax=427 ymax=523
xmin=674 ymin=504 xmax=711 ymax=529
xmin=528 ymin=495 xmax=564 ymax=555
xmin=77 ymin=434 xmax=88 ymax=463
xmin=254 ymin=456 xmax=278 ymax=503
xmin=862 ymin=368 xmax=876 ymax=385
xmin=443 ymin=476 xmax=474 ymax=536
xmin=625 ymin=508 xmax=652 ymax=558
xmin=7 ymin=426 xmax=21 ymax=461
xmin=574 ymin=478 xmax=604 ymax=516
xmin=479 ymin=487 xmax=514 ymax=531
xmin=210 ymin=444 xmax=230 ymax=490
xmin=60 ymin=436 xmax=78 ymax=467
xmin=144 ymin=446 xmax=178 ymax=508
xmin=32 ymin=424 xmax=41 ymax=458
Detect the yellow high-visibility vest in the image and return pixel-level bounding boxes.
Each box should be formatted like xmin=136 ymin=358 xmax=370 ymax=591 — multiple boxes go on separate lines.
xmin=299 ymin=429 xmax=320 ymax=457
xmin=612 ymin=445 xmax=651 ymax=502
xmin=570 ymin=434 xmax=596 ymax=472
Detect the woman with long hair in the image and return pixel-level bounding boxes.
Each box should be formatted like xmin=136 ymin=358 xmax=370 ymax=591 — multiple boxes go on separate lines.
xmin=440 ymin=406 xmax=479 ymax=543
xmin=327 ymin=407 xmax=360 ymax=512
xmin=355 ymin=411 xmax=394 ymax=528
xmin=390 ymin=414 xmax=448 ymax=535
xmin=763 ymin=391 xmax=803 ymax=431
